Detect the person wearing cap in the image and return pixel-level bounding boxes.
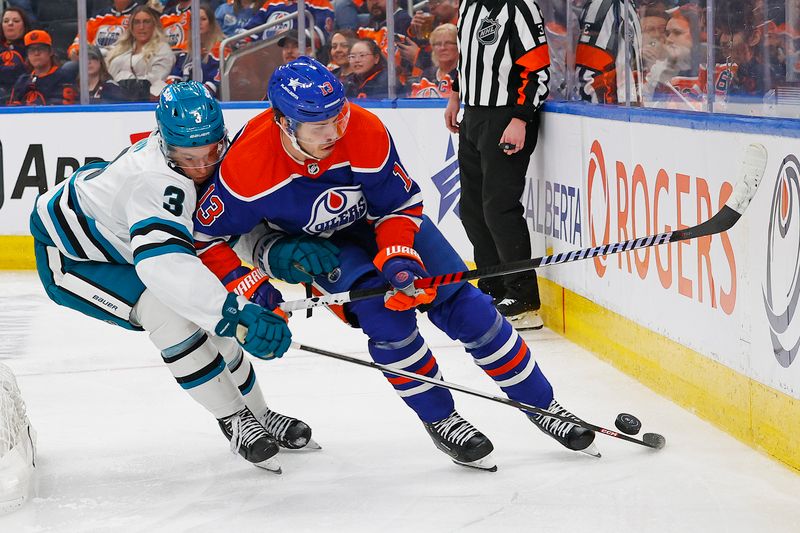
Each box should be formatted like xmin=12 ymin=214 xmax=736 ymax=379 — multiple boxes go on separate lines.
xmin=277 ymin=30 xmax=317 ymax=64
xmin=8 ymin=30 xmax=76 ymax=106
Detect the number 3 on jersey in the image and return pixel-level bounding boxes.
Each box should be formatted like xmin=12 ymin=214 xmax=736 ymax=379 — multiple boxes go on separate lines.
xmin=196 ymin=184 xmax=225 ymax=226
xmin=163 ymin=186 xmax=185 ymax=216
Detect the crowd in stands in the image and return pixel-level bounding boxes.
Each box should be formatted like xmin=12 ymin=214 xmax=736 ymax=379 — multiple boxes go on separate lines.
xmin=0 ymin=0 xmax=798 ymax=109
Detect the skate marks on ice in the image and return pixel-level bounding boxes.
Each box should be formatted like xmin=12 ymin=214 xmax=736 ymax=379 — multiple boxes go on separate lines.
xmin=2 ymin=274 xmax=800 ymax=532
xmin=0 ymin=273 xmax=46 ymax=359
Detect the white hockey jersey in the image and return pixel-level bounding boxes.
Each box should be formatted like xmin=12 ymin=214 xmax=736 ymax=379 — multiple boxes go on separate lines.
xmin=32 ymin=132 xmax=232 ymax=333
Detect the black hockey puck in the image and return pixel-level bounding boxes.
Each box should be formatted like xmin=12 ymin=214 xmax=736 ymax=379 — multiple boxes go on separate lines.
xmin=615 ymin=413 xmax=642 ymax=435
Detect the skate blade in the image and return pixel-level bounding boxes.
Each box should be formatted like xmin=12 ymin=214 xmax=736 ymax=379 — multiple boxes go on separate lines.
xmin=577 ymin=442 xmax=601 ymax=458
xmin=284 ymin=437 xmax=322 ymax=451
xmin=254 ymin=457 xmax=283 ymax=474
xmin=508 ymin=311 xmax=544 ymax=331
xmin=304 ymin=438 xmax=322 ymax=450
xmin=452 ymin=454 xmax=498 ymax=472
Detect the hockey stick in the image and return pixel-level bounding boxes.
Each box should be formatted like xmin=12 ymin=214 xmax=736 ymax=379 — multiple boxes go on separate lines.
xmin=279 ymin=143 xmax=767 ymax=313
xmin=291 ymin=342 xmax=667 ymax=450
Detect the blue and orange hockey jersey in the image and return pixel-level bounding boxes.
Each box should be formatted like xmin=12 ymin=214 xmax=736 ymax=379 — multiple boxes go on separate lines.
xmin=8 ymin=66 xmax=76 ymax=106
xmin=67 ymin=3 xmax=137 ymax=58
xmin=243 ymin=0 xmax=334 ymax=45
xmin=161 ymin=4 xmax=191 ymax=51
xmin=193 ymin=103 xmax=423 ymax=279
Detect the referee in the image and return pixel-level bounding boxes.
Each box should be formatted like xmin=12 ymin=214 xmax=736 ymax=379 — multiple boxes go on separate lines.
xmin=445 ymin=0 xmax=550 ymax=330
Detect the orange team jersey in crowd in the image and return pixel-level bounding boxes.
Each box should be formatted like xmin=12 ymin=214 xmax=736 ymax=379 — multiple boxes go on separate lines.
xmin=8 ymin=66 xmax=76 ymax=106
xmin=161 ymin=6 xmax=191 ymax=51
xmin=67 ymin=3 xmax=137 ymax=58
xmin=409 ymin=70 xmax=456 ymax=98
xmin=356 ymin=27 xmax=422 ymax=83
xmin=193 ymin=104 xmax=424 ymax=279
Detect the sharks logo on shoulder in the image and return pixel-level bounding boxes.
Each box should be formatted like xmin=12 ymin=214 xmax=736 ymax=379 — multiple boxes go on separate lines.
xmin=304 ymin=186 xmax=367 ymax=236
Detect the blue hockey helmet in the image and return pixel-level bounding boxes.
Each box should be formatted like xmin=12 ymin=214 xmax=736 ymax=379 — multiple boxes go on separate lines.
xmin=267 ymin=56 xmax=349 ymax=145
xmin=156 ymin=81 xmax=228 ymax=170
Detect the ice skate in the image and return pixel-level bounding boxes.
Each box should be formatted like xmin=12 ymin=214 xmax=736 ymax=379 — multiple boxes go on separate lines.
xmin=218 ymin=407 xmax=282 ymax=472
xmin=529 ymin=399 xmax=600 ymax=457
xmin=260 ymin=408 xmax=320 ymax=450
xmin=496 ymin=299 xmax=544 ymax=330
xmin=423 ymin=411 xmax=497 ymax=471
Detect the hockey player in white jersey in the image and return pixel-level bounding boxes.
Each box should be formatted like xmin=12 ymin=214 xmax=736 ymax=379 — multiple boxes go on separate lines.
xmin=29 ymin=81 xmax=315 ymax=472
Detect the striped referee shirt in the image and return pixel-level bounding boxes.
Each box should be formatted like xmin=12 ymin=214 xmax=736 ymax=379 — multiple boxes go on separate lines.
xmin=456 ymin=0 xmax=550 ymax=121
xmin=575 ymin=0 xmax=642 ymax=104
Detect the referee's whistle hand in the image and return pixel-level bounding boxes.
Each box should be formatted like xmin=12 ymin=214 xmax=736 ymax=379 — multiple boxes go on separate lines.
xmin=444 ymin=93 xmax=460 ymax=133
xmin=500 ymin=118 xmax=526 ymax=155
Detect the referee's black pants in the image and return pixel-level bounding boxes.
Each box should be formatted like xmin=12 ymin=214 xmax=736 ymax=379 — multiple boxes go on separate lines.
xmin=457 ymin=105 xmax=540 ymax=308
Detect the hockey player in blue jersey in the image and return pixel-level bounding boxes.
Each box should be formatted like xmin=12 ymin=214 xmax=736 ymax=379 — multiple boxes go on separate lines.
xmin=29 ymin=81 xmax=316 ymax=473
xmin=194 ymin=57 xmax=599 ymax=470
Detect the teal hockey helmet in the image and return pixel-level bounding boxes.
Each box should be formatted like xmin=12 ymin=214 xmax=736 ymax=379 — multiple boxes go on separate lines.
xmin=156 ymin=81 xmax=225 ymax=147
xmin=155 ymin=81 xmax=228 ymax=170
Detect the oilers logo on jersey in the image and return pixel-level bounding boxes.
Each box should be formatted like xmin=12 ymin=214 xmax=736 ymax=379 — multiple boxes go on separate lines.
xmin=165 ymin=23 xmax=185 ymax=50
xmin=303 ymin=186 xmax=367 ymax=235
xmin=96 ymin=24 xmax=126 ymax=47
xmin=263 ymin=11 xmax=293 ymax=40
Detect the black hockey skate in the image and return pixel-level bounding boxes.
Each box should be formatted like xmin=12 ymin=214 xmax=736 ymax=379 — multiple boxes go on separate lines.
xmin=423 ymin=411 xmax=496 ymax=471
xmin=528 ymin=399 xmax=600 ymax=457
xmin=218 ymin=407 xmax=282 ymax=472
xmin=496 ymin=299 xmax=544 ymax=331
xmin=260 ymin=408 xmax=321 ymax=450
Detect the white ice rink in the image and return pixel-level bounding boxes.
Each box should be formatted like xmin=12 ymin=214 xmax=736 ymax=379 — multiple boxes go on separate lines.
xmin=1 ymin=271 xmax=800 ymax=533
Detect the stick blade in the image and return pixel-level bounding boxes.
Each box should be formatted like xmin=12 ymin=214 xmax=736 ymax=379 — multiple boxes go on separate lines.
xmin=726 ymin=143 xmax=768 ymax=215
xmin=642 ymin=432 xmax=667 ymax=450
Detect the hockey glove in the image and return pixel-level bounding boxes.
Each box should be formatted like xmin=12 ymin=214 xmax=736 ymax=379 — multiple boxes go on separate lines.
xmin=267 ymin=235 xmax=340 ymax=284
xmin=215 ymin=293 xmax=292 ymax=359
xmin=222 ymin=266 xmax=284 ymax=311
xmin=374 ymin=246 xmax=437 ymax=311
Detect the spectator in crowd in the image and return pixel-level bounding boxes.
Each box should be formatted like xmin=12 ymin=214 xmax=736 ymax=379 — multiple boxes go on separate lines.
xmin=161 ymin=0 xmax=191 ymax=51
xmin=243 ymin=0 xmax=334 ymax=48
xmin=106 ymin=5 xmax=175 ymax=101
xmin=215 ymin=0 xmax=257 ymax=36
xmin=356 ymin=0 xmax=416 ymax=88
xmin=716 ymin=0 xmax=780 ymax=96
xmin=408 ymin=23 xmax=457 ymax=98
xmin=168 ymin=3 xmax=226 ymax=94
xmin=408 ymin=0 xmax=458 ymax=41
xmin=363 ymin=0 xmax=410 ymax=35
xmin=328 ymin=29 xmax=355 ymax=79
xmin=575 ymin=0 xmax=644 ymax=104
xmin=640 ymin=3 xmax=669 ymax=75
xmin=642 ymin=5 xmax=704 ymax=106
xmin=277 ymin=29 xmax=319 ymax=64
xmin=83 ymin=44 xmax=127 ymax=103
xmin=1 ymin=6 xmax=31 ymax=104
xmin=332 ymin=0 xmax=364 ymax=30
xmin=8 ymin=30 xmax=76 ymax=106
xmin=343 ymin=37 xmax=389 ymax=98
xmin=68 ymin=0 xmax=141 ymax=60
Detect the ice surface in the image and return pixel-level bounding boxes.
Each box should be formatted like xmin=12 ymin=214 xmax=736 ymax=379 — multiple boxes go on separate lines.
xmin=1 ymin=272 xmax=799 ymax=532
